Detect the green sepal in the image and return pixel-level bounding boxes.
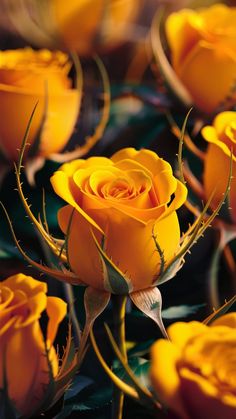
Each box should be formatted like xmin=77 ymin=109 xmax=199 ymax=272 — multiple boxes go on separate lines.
xmin=128 ymin=340 xmax=155 ymax=358
xmin=53 ymin=325 xmax=79 ymax=400
xmin=217 ymin=193 xmax=234 ymax=224
xmin=29 ymin=325 xmax=79 ymax=416
xmin=157 ymin=150 xmax=232 ymax=287
xmin=90 ymin=229 xmax=132 ymax=295
xmin=203 ymin=295 xmax=236 ymax=325
xmin=28 ymin=341 xmax=56 ymax=417
xmin=113 ymin=357 xmax=151 ymax=395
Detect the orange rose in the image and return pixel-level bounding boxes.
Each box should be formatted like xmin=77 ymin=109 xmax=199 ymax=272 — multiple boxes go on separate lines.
xmin=165 ymin=4 xmax=236 ymax=113
xmin=51 ymin=0 xmax=142 ymax=55
xmin=51 ymin=147 xmax=187 ymax=293
xmin=150 ymin=313 xmax=236 ymax=419
xmin=0 ymin=273 xmax=67 ymax=416
xmin=202 ymin=111 xmax=236 ymax=223
xmin=0 ymin=48 xmax=80 ymax=161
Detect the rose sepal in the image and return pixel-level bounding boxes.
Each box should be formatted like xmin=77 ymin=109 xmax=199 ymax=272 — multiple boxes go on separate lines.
xmin=203 ymin=294 xmax=236 ymax=325
xmin=90 ymin=229 xmax=133 ymax=294
xmin=23 ymin=324 xmax=80 ymax=418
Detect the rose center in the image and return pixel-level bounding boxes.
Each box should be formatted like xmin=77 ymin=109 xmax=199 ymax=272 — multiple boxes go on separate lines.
xmin=180 ymin=339 xmax=236 ymax=396
xmin=104 ymin=178 xmax=134 ymax=199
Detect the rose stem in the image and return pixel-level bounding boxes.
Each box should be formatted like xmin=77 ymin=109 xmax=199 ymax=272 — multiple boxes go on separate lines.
xmin=112 ymin=294 xmax=127 ymax=419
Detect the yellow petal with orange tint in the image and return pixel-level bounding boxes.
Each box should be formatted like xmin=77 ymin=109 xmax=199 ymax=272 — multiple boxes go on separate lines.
xmin=111 ymin=147 xmax=138 ymax=163
xmin=52 ymin=0 xmax=105 ymax=54
xmin=165 ymin=9 xmax=203 ymax=72
xmin=58 ymin=205 xmax=104 ymax=289
xmin=150 ymin=339 xmax=187 ymax=418
xmin=180 ymin=367 xmax=236 ymax=418
xmin=158 ymin=180 xmax=187 ymax=222
xmin=0 ymin=84 xmax=46 ymax=160
xmin=211 ymin=312 xmax=236 ymax=329
xmin=0 ymin=323 xmax=44 ymax=414
xmin=90 ymin=207 xmax=180 ymax=291
xmin=213 ymin=111 xmax=236 ymax=136
xmin=167 ymin=321 xmax=208 ymax=349
xmin=178 ymin=41 xmax=236 ymax=113
xmin=15 ymin=292 xmax=47 ymax=328
xmin=51 ymin=171 xmax=104 ymax=233
xmin=0 ymin=81 xmax=79 ymax=159
xmin=46 ymin=296 xmax=67 ymax=345
xmin=203 ymin=143 xmax=233 ymax=210
xmin=3 ymin=273 xmax=47 ymax=296
xmin=40 ymin=89 xmax=79 ymax=156
xmin=202 ymin=125 xmax=236 ymax=159
xmin=0 ymin=286 xmax=14 ymax=310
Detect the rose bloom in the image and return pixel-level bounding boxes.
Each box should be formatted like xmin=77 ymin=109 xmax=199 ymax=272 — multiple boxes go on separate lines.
xmin=150 ymin=313 xmax=236 ymax=419
xmin=0 ymin=48 xmax=79 ymax=161
xmin=0 ymin=273 xmax=67 ymax=416
xmin=50 ymin=0 xmax=142 ymax=55
xmin=51 ymin=147 xmax=187 ymax=293
xmin=202 ymin=111 xmax=236 ymax=223
xmin=165 ymin=3 xmax=236 ymax=113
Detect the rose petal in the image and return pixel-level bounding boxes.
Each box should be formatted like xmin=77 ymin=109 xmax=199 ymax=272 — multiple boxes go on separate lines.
xmin=150 ymin=339 xmax=187 ymax=418
xmin=46 ymin=296 xmax=67 ymax=345
xmin=178 ymin=40 xmax=236 ymax=113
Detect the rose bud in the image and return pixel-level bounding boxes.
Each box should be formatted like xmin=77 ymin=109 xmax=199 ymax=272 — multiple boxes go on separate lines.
xmin=0 ymin=273 xmax=67 ymax=417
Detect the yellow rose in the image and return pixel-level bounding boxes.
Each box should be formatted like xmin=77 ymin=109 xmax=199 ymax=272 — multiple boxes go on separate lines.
xmin=165 ymin=4 xmax=236 ymax=113
xmin=0 ymin=48 xmax=79 ymax=161
xmin=50 ymin=0 xmax=142 ymax=55
xmin=151 ymin=313 xmax=236 ymax=419
xmin=50 ymin=147 xmax=187 ymax=293
xmin=0 ymin=273 xmax=67 ymax=416
xmin=202 ymin=111 xmax=236 ymax=223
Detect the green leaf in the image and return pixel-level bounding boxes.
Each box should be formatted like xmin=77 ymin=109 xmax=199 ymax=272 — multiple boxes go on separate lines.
xmin=114 ymin=357 xmax=150 ymax=390
xmin=162 ymin=304 xmax=206 ymax=319
xmin=128 ymin=340 xmax=156 ymax=358
xmin=64 ymin=375 xmax=94 ymax=402
xmin=57 ymin=384 xmax=112 ymax=416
